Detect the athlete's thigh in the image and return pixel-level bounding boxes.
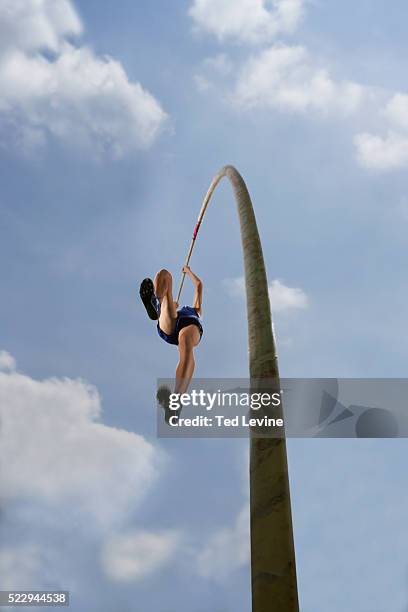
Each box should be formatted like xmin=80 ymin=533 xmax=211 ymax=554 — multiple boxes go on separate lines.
xmin=178 ymin=324 xmax=200 ymax=348
xmin=155 ymin=270 xmax=176 ymax=334
xmin=158 ymin=294 xmax=177 ymax=335
xmin=154 ymin=269 xmax=173 ymax=295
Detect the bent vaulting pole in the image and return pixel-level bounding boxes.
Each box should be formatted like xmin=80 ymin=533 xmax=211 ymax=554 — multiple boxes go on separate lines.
xmin=176 ymin=167 xmax=229 ymax=303
xmin=178 ymin=166 xmax=299 ymax=612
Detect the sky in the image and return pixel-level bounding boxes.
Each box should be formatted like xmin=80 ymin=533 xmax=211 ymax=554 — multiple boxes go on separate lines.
xmin=0 ymin=1 xmax=408 ymax=611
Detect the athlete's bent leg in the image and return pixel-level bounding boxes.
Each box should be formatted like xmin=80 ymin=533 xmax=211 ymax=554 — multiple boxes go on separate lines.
xmin=154 ymin=269 xmax=178 ymax=335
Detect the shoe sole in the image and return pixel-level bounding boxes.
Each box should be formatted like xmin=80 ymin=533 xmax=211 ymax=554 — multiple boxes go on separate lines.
xmin=140 ymin=278 xmax=158 ymax=320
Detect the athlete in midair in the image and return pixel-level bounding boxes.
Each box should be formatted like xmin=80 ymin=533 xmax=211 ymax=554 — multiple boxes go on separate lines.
xmin=140 ymin=266 xmax=203 ymax=411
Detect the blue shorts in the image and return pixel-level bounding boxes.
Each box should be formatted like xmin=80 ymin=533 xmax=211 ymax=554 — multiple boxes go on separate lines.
xmin=157 ymin=306 xmax=203 ymax=346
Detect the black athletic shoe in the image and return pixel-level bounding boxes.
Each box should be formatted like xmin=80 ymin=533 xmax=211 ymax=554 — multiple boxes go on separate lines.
xmin=140 ymin=278 xmax=161 ymax=320
xmin=157 ymin=386 xmax=181 ymax=424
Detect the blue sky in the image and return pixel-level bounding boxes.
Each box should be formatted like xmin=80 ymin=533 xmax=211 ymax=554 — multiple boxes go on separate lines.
xmin=0 ymin=1 xmax=408 ymax=611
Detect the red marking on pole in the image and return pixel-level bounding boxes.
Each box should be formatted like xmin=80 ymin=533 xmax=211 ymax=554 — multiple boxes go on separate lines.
xmin=193 ymin=221 xmax=201 ymax=240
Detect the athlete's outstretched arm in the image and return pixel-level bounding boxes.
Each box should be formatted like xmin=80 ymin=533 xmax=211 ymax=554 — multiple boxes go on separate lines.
xmin=182 ymin=266 xmax=202 ymax=315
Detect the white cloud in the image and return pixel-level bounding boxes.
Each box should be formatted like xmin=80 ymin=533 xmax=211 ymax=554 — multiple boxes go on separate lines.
xmin=0 ymin=0 xmax=82 ymax=53
xmin=0 ymin=349 xmax=16 ymax=370
xmin=224 ymin=276 xmax=308 ymax=312
xmin=354 ymin=94 xmax=408 ymax=170
xmin=0 ymin=0 xmax=167 ymax=157
xmin=232 ymin=45 xmax=365 ymax=115
xmin=203 ymin=53 xmax=234 ymax=75
xmin=385 ymin=93 xmax=408 ymax=129
xmin=101 ymin=529 xmax=181 ymax=582
xmin=0 ymin=354 xmax=160 ymax=528
xmin=189 ymin=0 xmax=304 ymax=45
xmin=354 ymin=131 xmax=408 ymax=171
xmin=194 ymin=53 xmax=234 ymax=91
xmin=224 ymin=275 xmax=246 ymax=297
xmin=269 ymin=278 xmax=308 ymax=312
xmin=191 ymin=4 xmax=408 ymax=173
xmin=0 ymin=349 xmax=179 ymax=597
xmin=191 ymin=2 xmax=408 ymax=173
xmin=196 ymin=505 xmax=249 ymax=580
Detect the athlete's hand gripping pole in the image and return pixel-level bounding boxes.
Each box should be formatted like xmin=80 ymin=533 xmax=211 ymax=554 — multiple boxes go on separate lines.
xmin=176 ymin=220 xmax=201 ymax=302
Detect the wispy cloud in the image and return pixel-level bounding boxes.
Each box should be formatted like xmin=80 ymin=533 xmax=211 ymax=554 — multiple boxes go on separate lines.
xmin=224 ymin=276 xmax=308 ymax=312
xmin=354 ymin=94 xmax=408 ymax=170
xmin=191 ymin=0 xmax=408 ymax=172
xmin=196 ymin=505 xmax=249 ymax=580
xmin=189 ymin=0 xmax=304 ymax=45
xmin=354 ymin=131 xmax=408 ymax=171
xmin=231 ymin=45 xmax=365 ymax=115
xmin=101 ymin=529 xmax=181 ymax=582
xmin=0 ymin=350 xmax=16 ymax=371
